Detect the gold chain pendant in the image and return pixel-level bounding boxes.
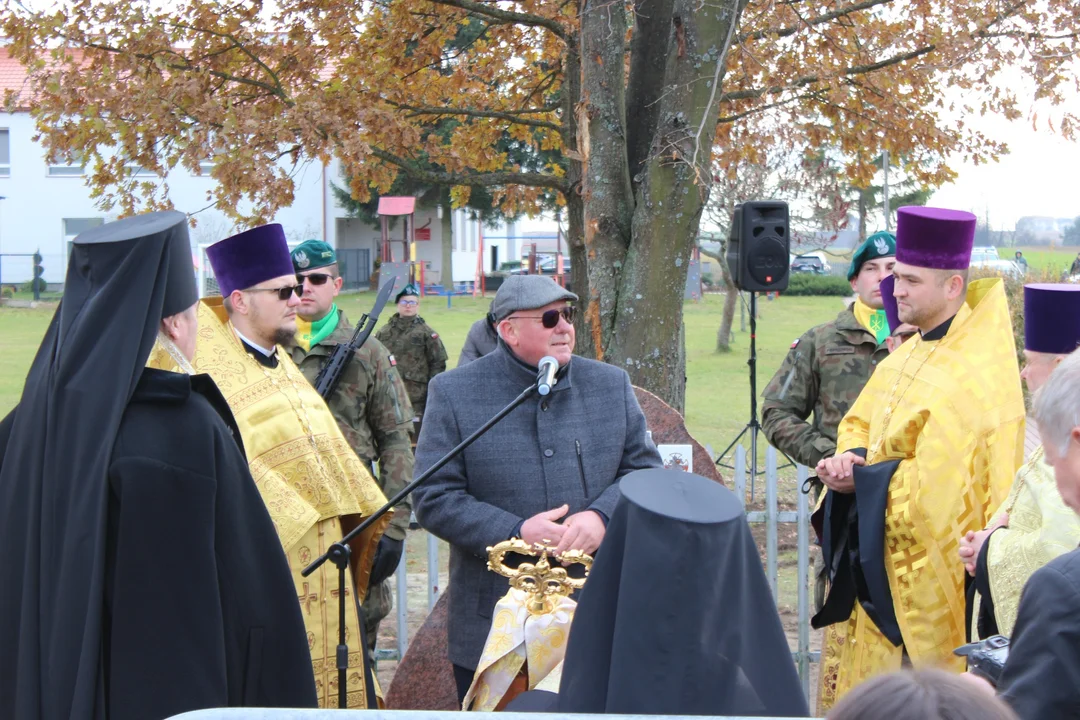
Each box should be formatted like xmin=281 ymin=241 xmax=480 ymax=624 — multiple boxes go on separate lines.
xmin=871 ymin=338 xmax=938 ymax=457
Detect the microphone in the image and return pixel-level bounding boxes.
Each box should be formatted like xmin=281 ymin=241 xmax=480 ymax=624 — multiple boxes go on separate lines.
xmin=537 ymin=356 xmax=559 ymax=396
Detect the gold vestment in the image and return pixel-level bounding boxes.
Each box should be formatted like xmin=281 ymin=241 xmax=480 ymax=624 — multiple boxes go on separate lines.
xmin=818 ymin=278 xmax=1025 ymax=709
xmin=974 ymin=446 xmax=1080 ymax=638
xmin=149 ymin=298 xmax=389 ymax=708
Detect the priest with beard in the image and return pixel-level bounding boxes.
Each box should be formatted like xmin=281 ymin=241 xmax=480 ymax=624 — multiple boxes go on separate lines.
xmin=0 ymin=211 xmax=316 ymax=720
xmin=813 ymin=207 xmax=1025 ymax=709
xmin=148 ymin=223 xmax=390 ymax=708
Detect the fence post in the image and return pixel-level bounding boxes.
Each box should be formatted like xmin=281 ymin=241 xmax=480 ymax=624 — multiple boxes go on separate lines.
xmin=765 ymin=446 xmax=778 ymax=601
xmin=733 ymin=444 xmax=747 ymax=508
xmin=395 ymin=552 xmax=408 ymax=662
xmin=428 ymin=534 xmax=441 ymax=610
xmin=796 ymin=463 xmax=811 ymax=699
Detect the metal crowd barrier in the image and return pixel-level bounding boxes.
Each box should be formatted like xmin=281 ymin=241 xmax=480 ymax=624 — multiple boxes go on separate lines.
xmin=377 ymin=444 xmax=818 ymax=699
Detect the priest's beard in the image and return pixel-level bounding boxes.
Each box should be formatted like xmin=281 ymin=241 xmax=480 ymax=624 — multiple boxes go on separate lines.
xmin=899 ymin=298 xmax=946 ymax=331
xmin=271 ymin=326 xmax=295 ymax=347
xmin=249 ymin=303 xmax=298 ymax=349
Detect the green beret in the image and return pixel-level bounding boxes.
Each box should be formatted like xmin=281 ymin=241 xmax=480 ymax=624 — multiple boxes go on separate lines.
xmin=291 ymin=239 xmax=337 ymax=272
xmin=395 ymin=283 xmax=420 ymax=303
xmin=847 ymin=231 xmax=896 ymax=280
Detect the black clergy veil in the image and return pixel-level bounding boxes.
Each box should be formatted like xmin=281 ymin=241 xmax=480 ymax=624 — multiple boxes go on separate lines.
xmin=0 ymin=211 xmax=197 ymax=720
xmin=511 ymin=468 xmax=809 ymax=717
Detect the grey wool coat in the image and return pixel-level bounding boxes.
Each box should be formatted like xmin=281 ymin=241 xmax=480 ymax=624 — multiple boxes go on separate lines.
xmin=412 ymin=342 xmax=662 ymax=670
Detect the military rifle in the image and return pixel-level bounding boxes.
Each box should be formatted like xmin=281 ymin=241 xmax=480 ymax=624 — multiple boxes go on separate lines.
xmin=314 ymin=277 xmax=398 ymax=400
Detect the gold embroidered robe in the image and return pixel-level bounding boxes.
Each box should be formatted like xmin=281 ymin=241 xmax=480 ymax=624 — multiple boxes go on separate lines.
xmin=973 ymin=446 xmax=1080 ymax=638
xmin=149 ymin=298 xmax=389 ymax=708
xmin=818 ymin=278 xmax=1025 ymax=709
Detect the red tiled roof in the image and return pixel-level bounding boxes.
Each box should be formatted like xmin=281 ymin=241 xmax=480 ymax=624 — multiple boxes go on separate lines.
xmin=0 ymin=47 xmax=32 ymax=109
xmin=378 ymin=196 xmax=416 ymax=216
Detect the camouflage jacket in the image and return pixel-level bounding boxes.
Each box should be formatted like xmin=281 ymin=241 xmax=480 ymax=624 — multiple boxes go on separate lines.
xmin=375 ymin=313 xmax=448 ymax=417
xmin=761 ymin=305 xmax=888 ymax=470
xmin=291 ymin=310 xmax=415 ymax=540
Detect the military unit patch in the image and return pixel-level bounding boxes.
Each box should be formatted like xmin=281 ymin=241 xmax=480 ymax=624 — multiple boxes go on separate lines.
xmin=791 ymin=338 xmax=800 ymax=349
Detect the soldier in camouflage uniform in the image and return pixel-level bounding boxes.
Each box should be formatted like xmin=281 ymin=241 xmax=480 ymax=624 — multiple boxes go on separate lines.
xmin=762 ymin=231 xmax=897 ymax=610
xmin=375 ymin=284 xmax=448 ymax=441
xmin=288 ymin=240 xmax=415 ymax=657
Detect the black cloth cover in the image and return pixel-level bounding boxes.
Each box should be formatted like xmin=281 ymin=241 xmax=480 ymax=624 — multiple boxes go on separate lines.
xmin=812 ymin=457 xmax=904 ymax=646
xmin=968 ymin=527 xmax=1004 ymax=640
xmin=0 ymin=211 xmax=316 ymax=720
xmin=553 ymin=468 xmax=809 ymax=717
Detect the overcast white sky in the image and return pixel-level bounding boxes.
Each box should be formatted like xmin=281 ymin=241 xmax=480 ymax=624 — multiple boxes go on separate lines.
xmin=929 ymin=111 xmax=1080 ymax=230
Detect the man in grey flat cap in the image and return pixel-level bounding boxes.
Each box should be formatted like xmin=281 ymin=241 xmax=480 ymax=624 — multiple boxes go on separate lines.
xmin=412 ymin=275 xmax=663 ymax=706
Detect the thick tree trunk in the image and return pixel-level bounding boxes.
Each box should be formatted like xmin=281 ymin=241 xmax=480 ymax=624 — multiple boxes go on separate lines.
xmin=579 ymin=0 xmax=634 ymax=360
xmin=604 ymin=0 xmax=746 ymax=411
xmin=440 ymin=194 xmax=453 ymax=289
xmin=562 ymin=33 xmax=595 ymax=359
xmin=701 ymin=245 xmax=738 ymax=351
xmin=857 ymin=188 xmax=869 ymax=241
xmin=625 ymin=0 xmax=674 ymax=192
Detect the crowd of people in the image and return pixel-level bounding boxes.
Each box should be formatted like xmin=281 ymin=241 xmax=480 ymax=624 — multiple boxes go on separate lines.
xmin=1 ymin=205 xmax=1079 ymax=720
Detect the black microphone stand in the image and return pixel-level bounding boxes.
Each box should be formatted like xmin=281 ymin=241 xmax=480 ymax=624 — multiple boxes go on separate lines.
xmin=303 ymin=379 xmax=543 ymax=708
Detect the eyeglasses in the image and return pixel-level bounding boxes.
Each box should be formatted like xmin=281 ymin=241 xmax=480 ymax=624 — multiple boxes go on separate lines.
xmin=298 ymin=272 xmax=334 ymax=286
xmin=246 ymin=284 xmax=303 ymax=301
xmin=398 ymin=299 xmax=418 ymax=306
xmin=508 ymin=306 xmax=575 ymax=329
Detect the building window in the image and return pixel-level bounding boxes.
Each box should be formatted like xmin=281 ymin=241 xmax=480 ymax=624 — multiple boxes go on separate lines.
xmin=0 ymin=129 xmax=9 ymax=176
xmin=63 ymin=218 xmax=104 ymax=255
xmin=48 ymin=153 xmax=85 ymax=177
xmin=197 ymin=160 xmax=215 ymax=176
xmin=126 ymin=165 xmax=156 ymax=177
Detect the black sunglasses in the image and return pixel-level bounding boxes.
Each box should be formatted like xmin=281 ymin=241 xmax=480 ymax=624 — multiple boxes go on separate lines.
xmin=298 ymin=272 xmax=334 ymax=286
xmin=509 ymin=306 xmax=575 ymax=329
xmin=247 ymin=284 xmax=304 ymax=301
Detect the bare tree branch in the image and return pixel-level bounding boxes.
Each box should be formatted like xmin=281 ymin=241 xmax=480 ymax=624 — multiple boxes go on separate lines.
xmin=427 ymin=0 xmax=570 ymax=41
xmin=369 ymin=147 xmax=570 ymax=192
xmin=721 ymin=45 xmax=936 ymax=102
xmin=717 ymin=89 xmax=825 ymax=123
xmin=739 ymin=0 xmax=894 ymax=42
xmin=72 ymin=39 xmax=292 ymax=100
xmin=389 ymin=102 xmax=563 ymax=131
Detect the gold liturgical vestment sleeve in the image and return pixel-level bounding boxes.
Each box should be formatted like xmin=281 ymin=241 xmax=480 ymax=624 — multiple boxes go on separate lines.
xmin=818 ymin=278 xmax=1025 ymax=711
xmin=980 ymin=446 xmax=1080 ymax=638
xmin=148 ymin=299 xmax=390 ymax=708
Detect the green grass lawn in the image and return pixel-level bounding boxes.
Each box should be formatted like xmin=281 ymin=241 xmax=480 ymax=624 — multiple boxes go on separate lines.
xmin=1013 ymin=246 xmax=1079 ymax=275
xmin=0 ymin=291 xmax=843 ymax=458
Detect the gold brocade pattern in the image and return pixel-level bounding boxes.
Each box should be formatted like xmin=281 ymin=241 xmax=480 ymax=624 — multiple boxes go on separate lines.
xmin=290 ymin=519 xmax=382 ymax=708
xmin=148 ymin=298 xmax=390 ymax=708
xmin=980 ymin=446 xmax=1080 ymax=638
xmin=817 ymin=278 xmax=1025 ymax=711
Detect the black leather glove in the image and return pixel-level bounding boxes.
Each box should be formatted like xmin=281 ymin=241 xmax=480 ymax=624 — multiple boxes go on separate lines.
xmin=369 ymin=536 xmax=405 ymax=587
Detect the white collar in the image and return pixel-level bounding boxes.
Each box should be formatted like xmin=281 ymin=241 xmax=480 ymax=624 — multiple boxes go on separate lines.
xmin=233 ymin=327 xmax=277 ymax=357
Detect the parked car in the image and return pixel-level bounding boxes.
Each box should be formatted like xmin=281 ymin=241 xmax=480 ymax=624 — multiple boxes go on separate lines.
xmin=508 ymin=254 xmax=571 ymax=276
xmin=487 ymin=254 xmax=573 ymax=292
xmin=790 ymin=255 xmax=827 ymax=275
xmin=970 ymin=250 xmax=1025 ymax=279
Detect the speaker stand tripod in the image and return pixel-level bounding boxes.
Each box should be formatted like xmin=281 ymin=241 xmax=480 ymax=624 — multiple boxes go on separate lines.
xmin=716 ymin=291 xmax=793 ymax=502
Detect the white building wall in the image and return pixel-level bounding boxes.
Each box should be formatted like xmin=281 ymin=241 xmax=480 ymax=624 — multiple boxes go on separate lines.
xmin=0 ymin=110 xmax=327 ymax=285
xmin=0 ymin=110 xmax=558 ymax=290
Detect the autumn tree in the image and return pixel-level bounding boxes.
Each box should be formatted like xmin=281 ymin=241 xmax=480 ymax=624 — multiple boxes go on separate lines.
xmin=5 ymin=0 xmax=1079 ymax=409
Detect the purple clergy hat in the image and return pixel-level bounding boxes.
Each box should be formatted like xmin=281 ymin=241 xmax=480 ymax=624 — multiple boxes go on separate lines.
xmin=880 ymin=274 xmax=901 ymax=333
xmin=206 ymin=224 xmax=296 ymax=297
xmin=1024 ymin=283 xmax=1080 ymax=355
xmin=894 ymin=207 xmax=976 ymax=270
